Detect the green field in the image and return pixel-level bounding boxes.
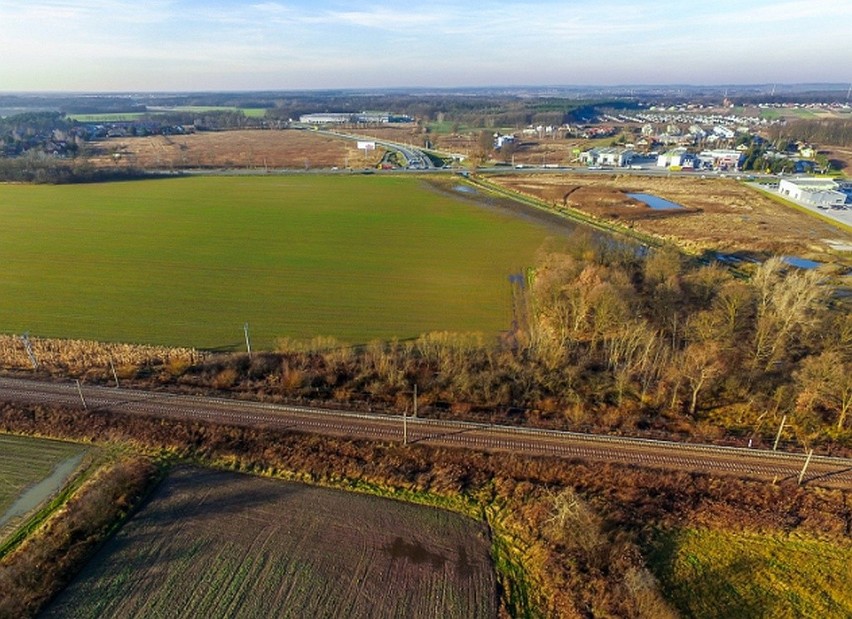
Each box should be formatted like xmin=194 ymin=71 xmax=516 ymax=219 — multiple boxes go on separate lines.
xmin=0 ymin=176 xmax=566 ymax=349
xmin=68 ymin=107 xmax=268 ymax=122
xmin=647 ymin=528 xmax=852 ymax=618
xmin=67 ymin=113 xmax=148 ymax=122
xmin=44 ymin=467 xmax=496 ymax=619
xmin=0 ymin=434 xmax=86 ymax=538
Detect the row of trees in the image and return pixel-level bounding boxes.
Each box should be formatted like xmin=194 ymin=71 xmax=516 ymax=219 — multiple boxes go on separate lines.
xmin=767 ymin=118 xmax=852 ymax=149
xmin=0 ymin=154 xmax=149 ymax=183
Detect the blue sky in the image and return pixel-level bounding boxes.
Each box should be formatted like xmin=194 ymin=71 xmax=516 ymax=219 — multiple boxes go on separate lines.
xmin=1 ymin=0 xmax=850 ymax=91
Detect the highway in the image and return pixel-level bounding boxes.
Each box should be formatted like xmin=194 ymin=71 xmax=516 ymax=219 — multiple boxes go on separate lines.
xmin=2 ymin=376 xmax=851 ymax=490
xmin=294 ymin=125 xmax=436 ymax=170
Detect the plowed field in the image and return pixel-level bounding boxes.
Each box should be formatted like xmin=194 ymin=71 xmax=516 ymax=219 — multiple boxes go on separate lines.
xmin=43 ymin=467 xmax=496 ymax=619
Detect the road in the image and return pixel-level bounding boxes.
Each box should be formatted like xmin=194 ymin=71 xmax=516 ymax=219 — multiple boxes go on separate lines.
xmin=293 ymin=125 xmax=436 ymax=170
xmin=2 ymin=376 xmax=851 ymax=490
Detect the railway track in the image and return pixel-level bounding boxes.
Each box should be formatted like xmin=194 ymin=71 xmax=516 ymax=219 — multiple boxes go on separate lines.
xmin=2 ymin=376 xmax=851 ymax=490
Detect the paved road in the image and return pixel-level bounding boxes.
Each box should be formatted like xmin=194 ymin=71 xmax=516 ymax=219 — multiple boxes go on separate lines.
xmin=2 ymin=376 xmax=850 ymax=489
xmin=295 ymin=125 xmax=436 ymax=170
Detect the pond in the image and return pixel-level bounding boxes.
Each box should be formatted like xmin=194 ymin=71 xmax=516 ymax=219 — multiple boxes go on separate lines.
xmin=627 ymin=192 xmax=685 ymax=210
xmin=782 ymin=256 xmax=822 ymax=270
xmin=453 ymin=184 xmax=478 ymax=194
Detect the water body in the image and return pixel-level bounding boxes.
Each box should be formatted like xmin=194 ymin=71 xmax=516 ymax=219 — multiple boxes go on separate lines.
xmin=453 ymin=184 xmax=478 ymax=194
xmin=627 ymin=192 xmax=686 ymax=210
xmin=782 ymin=256 xmax=822 ymax=270
xmin=0 ymin=452 xmax=85 ymax=529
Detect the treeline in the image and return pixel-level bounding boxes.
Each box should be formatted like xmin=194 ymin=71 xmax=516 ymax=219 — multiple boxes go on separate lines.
xmin=0 ymin=156 xmax=151 ymax=183
xmin=137 ymin=110 xmax=263 ymax=131
xmin=767 ymin=118 xmax=852 ymax=148
xmin=264 ymin=94 xmax=608 ymax=128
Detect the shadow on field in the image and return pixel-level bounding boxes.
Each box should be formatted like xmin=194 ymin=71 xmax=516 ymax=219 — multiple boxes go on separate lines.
xmin=409 ymin=425 xmax=476 ymax=445
xmin=647 ymin=530 xmax=768 ymax=619
xmin=803 ymin=466 xmax=852 ymax=486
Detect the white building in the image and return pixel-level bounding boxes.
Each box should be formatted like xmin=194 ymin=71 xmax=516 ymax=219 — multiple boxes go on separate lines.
xmin=697 ymin=149 xmax=744 ymax=171
xmin=580 ymin=147 xmax=635 ymax=167
xmin=299 ymin=113 xmax=352 ymax=124
xmin=494 ymin=133 xmax=516 ymax=149
xmin=656 ymin=147 xmax=696 ymax=168
xmin=713 ymin=126 xmax=736 ymax=139
xmin=778 ymin=178 xmax=848 ymax=208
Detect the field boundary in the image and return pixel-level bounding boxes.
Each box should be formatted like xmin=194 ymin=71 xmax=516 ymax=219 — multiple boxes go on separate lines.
xmin=0 ymin=443 xmax=98 ymax=559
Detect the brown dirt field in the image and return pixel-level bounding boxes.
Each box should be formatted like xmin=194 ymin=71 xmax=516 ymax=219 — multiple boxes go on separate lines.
xmin=823 ymin=145 xmax=852 ymax=177
xmin=44 ymin=466 xmax=496 ymax=619
xmin=491 ymin=173 xmax=852 ymax=264
xmin=342 ymin=124 xmax=427 ymax=145
xmin=87 ymin=129 xmax=386 ymax=170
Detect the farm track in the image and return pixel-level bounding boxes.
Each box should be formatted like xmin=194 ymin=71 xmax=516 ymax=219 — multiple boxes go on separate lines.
xmin=2 ymin=376 xmax=851 ymax=490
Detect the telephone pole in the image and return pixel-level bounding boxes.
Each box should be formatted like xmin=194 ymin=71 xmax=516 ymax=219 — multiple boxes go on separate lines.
xmin=243 ymin=322 xmax=252 ymax=359
xmin=773 ymin=415 xmax=787 ymax=451
xmin=21 ymin=332 xmax=38 ymax=370
xmin=798 ymin=449 xmax=814 ymax=485
xmin=109 ymin=358 xmax=120 ymax=388
xmin=75 ymin=380 xmax=88 ymax=410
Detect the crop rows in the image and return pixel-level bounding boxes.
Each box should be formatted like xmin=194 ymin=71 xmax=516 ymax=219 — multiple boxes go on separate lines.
xmin=0 ymin=434 xmax=84 ymax=516
xmin=44 ymin=467 xmax=496 ymax=618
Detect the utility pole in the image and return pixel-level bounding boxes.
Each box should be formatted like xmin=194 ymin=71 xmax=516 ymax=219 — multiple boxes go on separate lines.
xmin=109 ymin=358 xmax=120 ymax=388
xmin=798 ymin=448 xmax=814 ymax=485
xmin=75 ymin=379 xmax=88 ymax=410
xmin=403 ymin=407 xmax=408 ymax=446
xmin=773 ymin=414 xmax=787 ymax=451
xmin=21 ymin=332 xmax=38 ymax=370
xmin=244 ymin=322 xmax=252 ymax=359
xmin=413 ymin=384 xmax=417 ymax=418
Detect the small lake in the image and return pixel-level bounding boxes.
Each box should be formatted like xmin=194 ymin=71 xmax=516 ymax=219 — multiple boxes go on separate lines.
xmin=453 ymin=184 xmax=477 ymax=194
xmin=782 ymin=256 xmax=822 ymax=270
xmin=627 ymin=193 xmax=685 ymax=210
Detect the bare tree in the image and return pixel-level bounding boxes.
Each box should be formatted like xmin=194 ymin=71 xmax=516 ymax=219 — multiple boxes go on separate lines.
xmin=795 ymin=351 xmax=852 ymax=431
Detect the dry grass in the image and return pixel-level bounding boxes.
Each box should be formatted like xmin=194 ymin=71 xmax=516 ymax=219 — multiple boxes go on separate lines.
xmin=491 ymin=173 xmax=852 ymax=262
xmin=88 ymin=129 xmax=385 ymax=169
xmin=0 ymin=335 xmax=203 ymax=376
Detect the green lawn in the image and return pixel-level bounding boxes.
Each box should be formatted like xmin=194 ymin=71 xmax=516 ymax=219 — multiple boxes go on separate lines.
xmin=0 ymin=176 xmax=563 ymax=349
xmin=647 ymin=528 xmax=852 ymax=619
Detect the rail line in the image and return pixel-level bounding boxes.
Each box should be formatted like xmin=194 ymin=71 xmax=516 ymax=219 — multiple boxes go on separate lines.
xmin=1 ymin=376 xmax=850 ymax=490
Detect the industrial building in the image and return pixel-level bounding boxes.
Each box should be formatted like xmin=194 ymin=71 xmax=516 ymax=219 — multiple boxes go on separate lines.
xmin=580 ymin=147 xmax=635 ymax=167
xmin=778 ymin=178 xmax=848 ymax=208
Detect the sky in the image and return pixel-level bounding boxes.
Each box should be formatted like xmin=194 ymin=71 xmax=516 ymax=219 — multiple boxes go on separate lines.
xmin=1 ymin=0 xmax=850 ymax=92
